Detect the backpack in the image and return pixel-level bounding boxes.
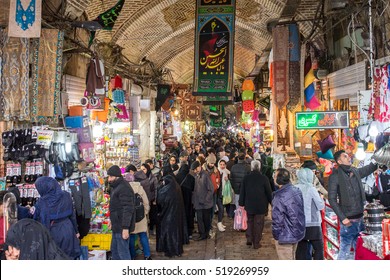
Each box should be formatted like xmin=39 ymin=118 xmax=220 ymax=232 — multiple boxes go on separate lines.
xmin=134 ymin=193 xmax=145 ymax=223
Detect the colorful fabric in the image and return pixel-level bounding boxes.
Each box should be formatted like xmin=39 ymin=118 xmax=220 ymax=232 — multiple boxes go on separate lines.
xmin=304 ymin=95 xmax=321 ymax=110
xmin=287 ymin=24 xmax=300 ymax=110
xmin=31 ymin=29 xmax=64 ymax=124
xmin=0 ymin=32 xmax=30 ymax=121
xmin=303 ymin=55 xmax=320 ymax=109
xmin=272 ymin=25 xmax=289 ymax=109
xmin=342 ymin=129 xmax=356 ymax=155
xmin=8 ymin=0 xmax=42 ymax=38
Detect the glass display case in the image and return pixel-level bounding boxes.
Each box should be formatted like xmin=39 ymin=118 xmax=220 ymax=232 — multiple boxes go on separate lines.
xmin=321 ymin=201 xmax=340 ymax=260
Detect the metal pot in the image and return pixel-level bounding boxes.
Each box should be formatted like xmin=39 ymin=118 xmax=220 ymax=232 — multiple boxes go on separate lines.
xmin=365 ymin=222 xmax=383 ymax=234
xmin=365 ymin=200 xmax=385 ymax=215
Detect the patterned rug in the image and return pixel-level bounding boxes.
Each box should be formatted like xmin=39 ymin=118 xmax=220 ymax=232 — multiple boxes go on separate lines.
xmin=30 ymin=29 xmax=64 ymax=124
xmin=272 ymin=25 xmax=289 ymax=109
xmin=287 ymin=24 xmax=300 ymax=111
xmin=0 ymin=29 xmax=30 ymax=121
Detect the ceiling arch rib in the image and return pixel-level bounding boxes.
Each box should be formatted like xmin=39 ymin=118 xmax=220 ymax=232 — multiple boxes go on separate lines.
xmin=113 ymin=0 xmax=181 ymax=43
xmin=138 ymin=19 xmax=271 ymax=69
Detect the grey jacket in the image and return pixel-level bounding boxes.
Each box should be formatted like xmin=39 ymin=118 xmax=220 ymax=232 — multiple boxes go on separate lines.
xmin=295 ymin=168 xmax=325 ymax=227
xmin=192 ymin=170 xmax=214 ymax=210
xmin=328 ymin=163 xmax=377 ymax=221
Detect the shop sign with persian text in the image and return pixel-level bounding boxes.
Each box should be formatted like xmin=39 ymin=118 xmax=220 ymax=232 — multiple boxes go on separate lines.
xmin=295 ymin=111 xmax=349 ymax=130
xmin=193 ymin=0 xmax=235 ymax=96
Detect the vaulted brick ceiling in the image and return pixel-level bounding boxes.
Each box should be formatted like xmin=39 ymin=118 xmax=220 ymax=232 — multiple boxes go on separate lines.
xmin=75 ymin=0 xmax=324 ymax=84
xmin=0 ymin=0 xmax=323 ymax=84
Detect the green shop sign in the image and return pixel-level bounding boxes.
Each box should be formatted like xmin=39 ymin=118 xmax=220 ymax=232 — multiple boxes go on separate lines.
xmin=295 ymin=111 xmax=349 ymax=130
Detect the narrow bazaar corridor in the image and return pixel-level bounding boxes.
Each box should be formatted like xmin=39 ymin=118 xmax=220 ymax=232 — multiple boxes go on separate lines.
xmin=146 ymin=211 xmax=277 ymax=260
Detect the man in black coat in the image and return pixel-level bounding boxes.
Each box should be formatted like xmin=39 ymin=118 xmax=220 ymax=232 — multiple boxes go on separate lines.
xmin=107 ymin=165 xmax=135 ymax=260
xmin=239 ymin=160 xmax=273 ymax=249
xmin=230 ymin=152 xmax=251 ymax=209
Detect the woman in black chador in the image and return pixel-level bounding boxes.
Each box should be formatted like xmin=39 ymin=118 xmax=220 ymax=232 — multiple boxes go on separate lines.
xmin=156 ymin=174 xmax=188 ymax=257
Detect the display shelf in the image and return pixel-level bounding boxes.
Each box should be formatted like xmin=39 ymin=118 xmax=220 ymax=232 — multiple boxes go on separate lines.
xmin=324 ymin=217 xmax=338 ymax=229
xmin=323 ymin=233 xmax=339 ymax=248
xmin=322 ymin=201 xmax=340 ymax=260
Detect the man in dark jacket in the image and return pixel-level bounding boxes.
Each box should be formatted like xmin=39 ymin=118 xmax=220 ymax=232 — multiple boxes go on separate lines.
xmin=272 ymin=168 xmax=305 ymax=260
xmin=230 ymin=152 xmax=251 ymax=210
xmin=328 ymin=150 xmax=377 ymax=260
xmin=239 ymin=160 xmax=273 ymax=249
xmin=191 ymin=161 xmax=214 ymax=241
xmin=107 ymin=165 xmax=135 ymax=260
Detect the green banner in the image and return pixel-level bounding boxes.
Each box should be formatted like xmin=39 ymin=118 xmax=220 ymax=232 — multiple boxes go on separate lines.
xmin=295 ymin=111 xmax=349 ymax=130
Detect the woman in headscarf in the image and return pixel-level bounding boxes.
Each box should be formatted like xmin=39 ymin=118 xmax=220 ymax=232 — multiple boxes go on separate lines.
xmin=295 ymin=168 xmax=325 ymax=260
xmin=33 ymin=176 xmax=81 ymax=259
xmin=5 ymin=219 xmax=69 ymax=260
xmin=141 ymin=163 xmax=159 ymax=236
xmin=162 ymin=155 xmax=179 ymax=177
xmin=156 ymin=174 xmax=188 ymax=257
xmin=175 ymin=161 xmax=195 ymax=238
xmin=217 ymin=158 xmax=230 ymax=232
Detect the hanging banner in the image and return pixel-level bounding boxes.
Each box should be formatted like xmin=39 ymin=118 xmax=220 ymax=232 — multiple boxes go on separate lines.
xmin=88 ymin=0 xmax=125 ymax=47
xmin=8 ymin=0 xmax=42 ymax=38
xmin=287 ymin=23 xmax=301 ymax=110
xmin=155 ymin=84 xmax=171 ymax=111
xmin=272 ymin=25 xmax=289 ymax=109
xmin=193 ymin=0 xmax=236 ymax=96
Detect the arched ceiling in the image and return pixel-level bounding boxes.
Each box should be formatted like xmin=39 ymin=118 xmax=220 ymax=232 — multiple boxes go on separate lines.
xmin=0 ymin=0 xmax=324 ymax=84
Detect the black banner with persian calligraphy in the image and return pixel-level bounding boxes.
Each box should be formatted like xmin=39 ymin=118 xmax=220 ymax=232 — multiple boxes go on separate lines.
xmin=193 ymin=0 xmax=235 ymax=96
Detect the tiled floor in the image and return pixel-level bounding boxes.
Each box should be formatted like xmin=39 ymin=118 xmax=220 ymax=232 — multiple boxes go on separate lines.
xmin=144 ymin=211 xmax=278 ymax=260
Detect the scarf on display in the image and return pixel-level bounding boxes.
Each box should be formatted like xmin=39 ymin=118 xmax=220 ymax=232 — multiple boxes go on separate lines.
xmin=30 ymin=29 xmax=64 ymax=124
xmin=0 ymin=29 xmax=30 ymax=121
xmin=8 ymin=0 xmax=42 ymax=38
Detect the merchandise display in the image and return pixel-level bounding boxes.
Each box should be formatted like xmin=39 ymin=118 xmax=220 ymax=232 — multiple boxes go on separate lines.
xmin=321 ymin=201 xmax=340 ymax=260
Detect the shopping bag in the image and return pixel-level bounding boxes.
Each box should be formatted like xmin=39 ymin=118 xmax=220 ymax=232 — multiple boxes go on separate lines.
xmin=233 ymin=206 xmax=248 ymax=231
xmin=222 ymin=180 xmax=233 ymax=205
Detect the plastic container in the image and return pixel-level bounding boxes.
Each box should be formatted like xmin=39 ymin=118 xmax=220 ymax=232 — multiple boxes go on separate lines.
xmin=68 ymin=106 xmax=86 ymax=116
xmin=81 ymin=233 xmax=112 ymax=251
xmin=65 ymin=116 xmax=89 ymax=128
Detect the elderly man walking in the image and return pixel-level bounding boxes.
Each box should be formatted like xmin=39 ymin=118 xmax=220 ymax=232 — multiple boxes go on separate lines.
xmin=239 ymin=160 xmax=273 ymax=249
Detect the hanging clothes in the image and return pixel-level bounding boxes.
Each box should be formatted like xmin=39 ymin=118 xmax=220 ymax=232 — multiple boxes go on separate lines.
xmin=86 ymin=56 xmax=105 ymax=95
xmin=0 ymin=30 xmax=30 ymax=121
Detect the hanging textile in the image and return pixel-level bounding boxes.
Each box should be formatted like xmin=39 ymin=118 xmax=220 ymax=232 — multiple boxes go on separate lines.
xmin=30 ymin=29 xmax=64 ymax=124
xmin=0 ymin=30 xmax=30 ymax=121
xmin=287 ymin=23 xmax=301 ymax=111
xmin=88 ymin=0 xmax=125 ymax=47
xmin=272 ymin=25 xmax=289 ymax=109
xmin=8 ymin=0 xmax=42 ymax=38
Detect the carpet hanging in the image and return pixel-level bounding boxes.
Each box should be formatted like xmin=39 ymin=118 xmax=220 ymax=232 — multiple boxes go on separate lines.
xmin=272 ymin=25 xmax=289 ymax=109
xmin=30 ymin=29 xmax=64 ymax=124
xmin=287 ymin=23 xmax=300 ymax=111
xmin=0 ymin=29 xmax=30 ymax=121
